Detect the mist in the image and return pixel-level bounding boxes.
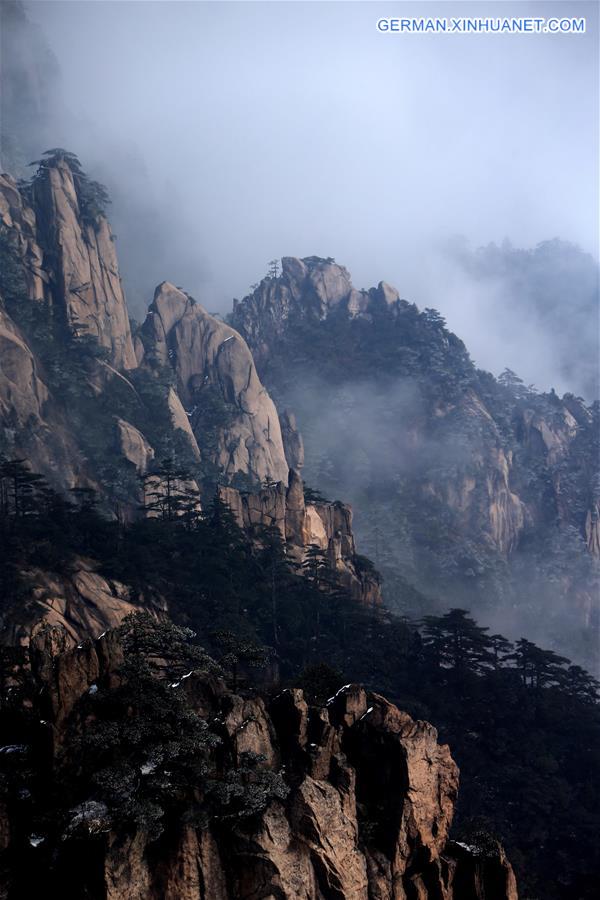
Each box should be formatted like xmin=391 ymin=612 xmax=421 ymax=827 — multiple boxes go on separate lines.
xmin=6 ymin=0 xmax=600 ymax=395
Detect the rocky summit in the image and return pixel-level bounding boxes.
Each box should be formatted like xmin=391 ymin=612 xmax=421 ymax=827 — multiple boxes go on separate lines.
xmin=232 ymin=256 xmax=599 ymax=671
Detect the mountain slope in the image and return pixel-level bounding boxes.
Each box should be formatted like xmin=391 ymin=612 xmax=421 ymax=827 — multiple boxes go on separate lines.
xmin=231 ymin=256 xmax=599 ymax=669
xmin=1 ymin=154 xmax=600 ymax=898
xmin=0 ymin=154 xmax=380 ymax=611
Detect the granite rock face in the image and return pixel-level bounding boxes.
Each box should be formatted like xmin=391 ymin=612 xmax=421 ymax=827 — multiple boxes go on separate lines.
xmin=218 ymin=469 xmax=382 ymax=606
xmin=1 ymin=560 xmax=165 ymax=653
xmin=34 ymin=159 xmax=137 ymax=370
xmin=0 ymin=630 xmax=517 ymax=900
xmin=0 ymin=160 xmax=138 ymax=489
xmin=0 ymin=166 xmax=285 ymax=502
xmin=137 ymin=282 xmax=289 ymax=485
xmin=1 ymin=160 xmax=136 ymax=371
xmin=0 ymin=304 xmax=47 ymax=429
xmin=0 ymin=173 xmax=47 ymax=301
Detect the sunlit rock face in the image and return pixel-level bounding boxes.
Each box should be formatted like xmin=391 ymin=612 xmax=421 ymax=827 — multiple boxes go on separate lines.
xmin=0 ymin=160 xmax=137 ymax=371
xmin=38 ymin=159 xmax=137 ymax=369
xmin=218 ymin=469 xmax=382 ymax=607
xmin=0 ymin=630 xmax=517 ymax=900
xmin=137 ymin=281 xmax=289 ymax=485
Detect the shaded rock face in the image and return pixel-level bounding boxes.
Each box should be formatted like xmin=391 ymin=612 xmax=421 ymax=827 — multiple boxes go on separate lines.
xmin=280 ymin=407 xmax=304 ymax=470
xmin=231 ymin=257 xmax=599 ymax=665
xmin=231 ymin=258 xmax=534 ymax=559
xmin=0 ymin=301 xmax=90 ymax=489
xmin=0 ymin=174 xmax=47 ymax=300
xmin=5 ymin=633 xmax=517 ymax=900
xmin=230 ymin=259 xmax=545 ymax=562
xmin=218 ymin=469 xmax=381 ymax=606
xmin=0 ymin=304 xmax=47 ymax=428
xmin=1 ymin=560 xmax=164 ymax=651
xmin=232 ymin=256 xmax=397 ymax=368
xmin=115 ymin=417 xmax=155 ymax=474
xmin=137 ymin=281 xmax=288 ymax=485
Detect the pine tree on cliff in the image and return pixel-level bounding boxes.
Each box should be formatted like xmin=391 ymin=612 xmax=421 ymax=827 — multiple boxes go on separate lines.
xmin=421 ymin=608 xmax=495 ymax=677
xmin=211 ymin=629 xmax=270 ymax=692
xmin=0 ymin=458 xmax=46 ymax=519
xmin=301 ymin=543 xmax=340 ymax=658
xmin=74 ymin=613 xmax=220 ymax=838
xmin=489 ymin=632 xmax=514 ymax=669
xmin=27 ymin=149 xmax=111 ymax=227
xmin=139 ymin=458 xmax=199 ymax=522
xmin=498 ymin=367 xmax=530 ymax=400
xmin=508 ymin=638 xmax=570 ymax=691
xmin=254 ymin=522 xmax=296 ymax=647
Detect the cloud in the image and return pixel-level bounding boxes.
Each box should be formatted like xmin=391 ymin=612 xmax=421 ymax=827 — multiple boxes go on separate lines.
xmin=7 ymin=0 xmax=599 ymax=394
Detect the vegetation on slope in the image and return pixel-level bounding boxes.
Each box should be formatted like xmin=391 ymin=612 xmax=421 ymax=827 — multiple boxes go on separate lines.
xmin=0 ymin=458 xmax=599 ymax=898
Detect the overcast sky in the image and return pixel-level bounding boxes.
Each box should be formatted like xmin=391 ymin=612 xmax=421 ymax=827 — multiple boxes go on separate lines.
xmin=26 ymin=0 xmax=599 ymax=388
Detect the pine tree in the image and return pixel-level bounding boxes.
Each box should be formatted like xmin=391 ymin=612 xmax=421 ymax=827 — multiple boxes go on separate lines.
xmin=421 ymin=608 xmax=495 ymax=676
xmin=212 ymin=630 xmax=270 ymax=691
xmin=255 ymin=522 xmax=295 ymax=647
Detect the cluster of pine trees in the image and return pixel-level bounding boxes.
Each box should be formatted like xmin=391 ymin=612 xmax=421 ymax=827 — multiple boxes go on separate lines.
xmin=1 ymin=456 xmax=599 ymax=897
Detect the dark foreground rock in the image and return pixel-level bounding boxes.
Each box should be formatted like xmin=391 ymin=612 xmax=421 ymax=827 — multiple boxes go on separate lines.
xmin=0 ymin=629 xmax=517 ymax=899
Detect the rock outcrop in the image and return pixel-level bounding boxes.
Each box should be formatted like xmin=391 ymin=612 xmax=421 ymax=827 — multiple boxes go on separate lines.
xmin=231 ymin=256 xmax=599 ymax=667
xmin=0 ymin=301 xmax=89 ymax=488
xmin=115 ymin=417 xmax=155 ymax=474
xmin=280 ymin=407 xmax=304 ymax=471
xmin=0 ymin=304 xmax=47 ymax=429
xmin=0 ymin=630 xmax=518 ymax=900
xmin=137 ymin=281 xmax=288 ymax=485
xmin=167 ymin=386 xmax=202 ymax=461
xmin=0 ymin=173 xmax=47 ymax=300
xmin=1 ymin=161 xmax=136 ymax=370
xmin=35 ymin=159 xmax=137 ymax=370
xmin=218 ymin=469 xmax=382 ymax=606
xmin=1 ymin=560 xmax=164 ymax=651
xmin=232 ymin=256 xmax=396 ymax=368
xmin=0 ymin=159 xmax=140 ymax=489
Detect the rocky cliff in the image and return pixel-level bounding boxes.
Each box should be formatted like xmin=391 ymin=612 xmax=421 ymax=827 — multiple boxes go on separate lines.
xmin=0 ymin=159 xmax=380 ymax=617
xmin=0 ymin=159 xmax=291 ymax=495
xmin=0 ymin=161 xmax=137 ymax=488
xmin=0 ymin=626 xmax=517 ymax=900
xmin=231 ymin=256 xmax=599 ymax=667
xmin=232 ymin=256 xmax=399 ymax=369
xmin=1 ymin=159 xmax=136 ymax=370
xmin=136 ymin=281 xmax=288 ymax=486
xmin=219 ymin=469 xmax=381 ymax=606
xmin=0 ymin=560 xmax=164 ymax=652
